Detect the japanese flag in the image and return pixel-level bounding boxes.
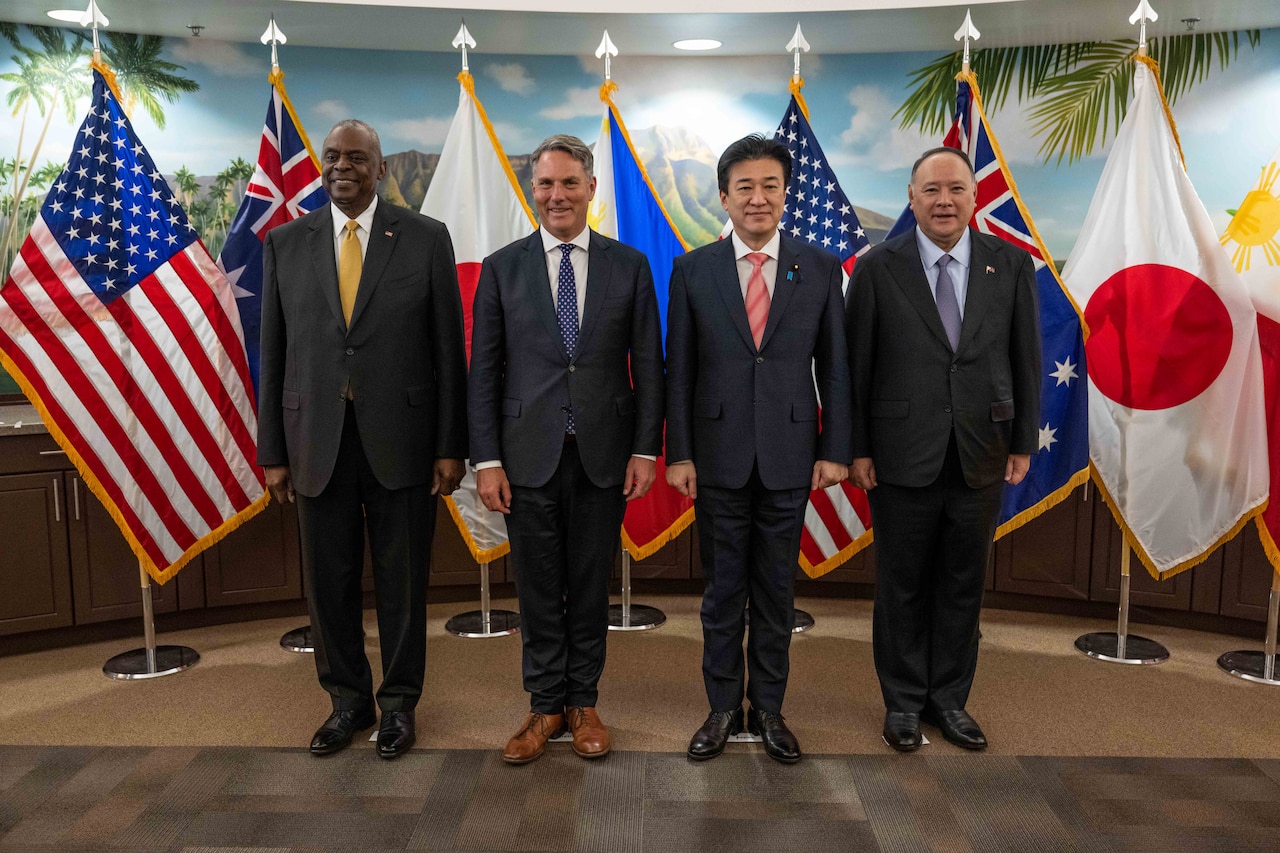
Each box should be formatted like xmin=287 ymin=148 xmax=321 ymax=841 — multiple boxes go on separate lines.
xmin=1063 ymin=58 xmax=1268 ymax=579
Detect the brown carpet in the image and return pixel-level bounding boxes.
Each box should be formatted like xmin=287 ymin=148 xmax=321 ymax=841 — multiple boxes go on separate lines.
xmin=0 ymin=594 xmax=1276 ymax=758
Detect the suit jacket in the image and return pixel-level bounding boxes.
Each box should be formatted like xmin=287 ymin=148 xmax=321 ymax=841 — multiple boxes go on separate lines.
xmin=665 ymin=234 xmax=852 ymax=491
xmin=467 ymin=229 xmax=664 ymax=490
xmin=257 ymin=200 xmax=468 ymax=497
xmin=846 ymin=227 xmax=1041 ymax=489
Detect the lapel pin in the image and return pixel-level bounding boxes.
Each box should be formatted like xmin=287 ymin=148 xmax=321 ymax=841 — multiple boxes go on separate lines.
xmin=985 ymin=265 xmax=995 ymax=275
xmin=787 ymin=263 xmax=799 ymax=281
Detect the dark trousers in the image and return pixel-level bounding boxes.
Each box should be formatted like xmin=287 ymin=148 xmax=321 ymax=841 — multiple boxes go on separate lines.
xmin=868 ymin=435 xmax=1003 ymax=713
xmin=696 ymin=465 xmax=809 ymax=714
xmin=296 ymin=404 xmax=435 ymax=713
xmin=506 ymin=440 xmax=626 ymax=714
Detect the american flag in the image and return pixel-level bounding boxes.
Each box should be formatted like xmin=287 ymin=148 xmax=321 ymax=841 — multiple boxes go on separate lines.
xmin=218 ymin=70 xmax=327 ymax=393
xmin=772 ymin=94 xmax=875 ymax=577
xmin=0 ymin=68 xmax=267 ymax=583
xmin=886 ymin=72 xmax=1089 ymax=536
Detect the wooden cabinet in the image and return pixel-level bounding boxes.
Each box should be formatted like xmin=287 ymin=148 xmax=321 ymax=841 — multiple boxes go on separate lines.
xmin=66 ymin=473 xmax=177 ymax=624
xmin=1218 ymin=529 xmax=1276 ymax=622
xmin=992 ymin=488 xmax=1093 ymax=600
xmin=198 ymin=498 xmax=301 ymax=607
xmin=615 ymin=525 xmax=693 ymax=581
xmin=429 ymin=499 xmax=506 ymax=586
xmin=0 ymin=472 xmax=74 ymax=635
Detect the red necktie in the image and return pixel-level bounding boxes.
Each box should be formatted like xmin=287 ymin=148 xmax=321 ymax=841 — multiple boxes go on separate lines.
xmin=745 ymin=252 xmax=770 ymax=349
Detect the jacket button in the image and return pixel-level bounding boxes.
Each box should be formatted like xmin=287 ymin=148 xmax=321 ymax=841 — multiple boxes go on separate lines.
xmin=560 ymin=406 xmax=570 ymax=413
xmin=756 ymin=356 xmax=764 ymax=364
xmin=568 ymin=365 xmax=576 ymax=373
xmin=944 ymin=406 xmax=952 ymax=413
xmin=950 ymin=364 xmax=958 ymax=373
xmin=345 ymin=348 xmax=355 ymax=356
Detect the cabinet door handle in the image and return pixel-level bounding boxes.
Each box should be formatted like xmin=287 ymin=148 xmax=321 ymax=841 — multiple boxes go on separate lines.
xmin=73 ymin=477 xmax=81 ymax=521
xmin=39 ymin=449 xmax=67 ymax=456
xmin=52 ymin=477 xmax=60 ymax=522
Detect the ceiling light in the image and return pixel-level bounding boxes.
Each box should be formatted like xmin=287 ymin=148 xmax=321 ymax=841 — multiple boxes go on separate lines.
xmin=46 ymin=9 xmax=83 ymax=22
xmin=673 ymin=39 xmax=722 ymax=52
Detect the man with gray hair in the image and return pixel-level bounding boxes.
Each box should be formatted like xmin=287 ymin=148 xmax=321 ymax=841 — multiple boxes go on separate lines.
xmin=469 ymin=134 xmax=665 ymax=764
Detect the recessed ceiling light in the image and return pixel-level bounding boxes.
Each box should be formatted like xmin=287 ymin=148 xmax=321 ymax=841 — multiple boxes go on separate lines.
xmin=673 ymin=39 xmax=722 ymax=52
xmin=46 ymin=9 xmax=83 ymax=22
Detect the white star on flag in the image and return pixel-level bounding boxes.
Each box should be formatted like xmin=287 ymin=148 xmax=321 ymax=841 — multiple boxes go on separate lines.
xmin=1050 ymin=357 xmax=1079 ymax=386
xmin=1038 ymin=423 xmax=1058 ymax=452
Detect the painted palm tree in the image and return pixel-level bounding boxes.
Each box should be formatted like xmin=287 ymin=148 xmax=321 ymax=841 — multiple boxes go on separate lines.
xmin=83 ymin=31 xmax=198 ymax=130
xmin=173 ymin=166 xmax=200 ymax=207
xmin=0 ymin=27 xmax=89 ymax=264
xmin=2 ymin=50 xmax=50 ymax=214
xmin=896 ymin=30 xmax=1261 ymax=164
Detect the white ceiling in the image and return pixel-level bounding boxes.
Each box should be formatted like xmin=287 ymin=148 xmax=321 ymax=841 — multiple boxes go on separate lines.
xmin=3 ymin=0 xmax=1278 ymax=56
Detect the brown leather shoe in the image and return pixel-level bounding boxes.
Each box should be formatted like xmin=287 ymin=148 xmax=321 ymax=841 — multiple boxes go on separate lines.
xmin=502 ymin=712 xmax=564 ymax=765
xmin=565 ymin=706 xmax=610 ymax=759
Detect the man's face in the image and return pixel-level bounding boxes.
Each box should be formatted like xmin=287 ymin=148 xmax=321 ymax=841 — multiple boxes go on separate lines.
xmin=720 ymin=158 xmax=786 ymax=250
xmin=321 ymin=124 xmax=386 ymax=217
xmin=532 ymin=150 xmax=596 ymax=242
xmin=908 ymin=152 xmax=976 ymax=251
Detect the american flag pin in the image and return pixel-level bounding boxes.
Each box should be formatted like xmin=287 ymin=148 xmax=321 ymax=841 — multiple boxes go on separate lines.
xmin=385 ymin=231 xmax=393 ymax=237
xmin=986 ymin=265 xmax=996 ymax=275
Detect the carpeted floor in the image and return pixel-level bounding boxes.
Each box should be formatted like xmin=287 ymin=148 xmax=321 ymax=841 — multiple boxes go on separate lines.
xmin=0 ymin=594 xmax=1276 ymax=757
xmin=3 ymin=594 xmax=1280 ymax=851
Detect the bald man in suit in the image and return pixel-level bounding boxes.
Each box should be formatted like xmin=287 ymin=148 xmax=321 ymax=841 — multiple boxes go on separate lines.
xmin=258 ymin=119 xmax=468 ymax=760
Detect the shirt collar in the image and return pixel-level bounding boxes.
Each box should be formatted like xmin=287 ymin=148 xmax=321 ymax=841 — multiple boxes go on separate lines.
xmin=332 ymin=195 xmax=378 ymax=238
xmin=730 ymin=229 xmax=781 ymax=262
xmin=915 ymin=225 xmax=971 ymax=270
xmin=540 ymin=225 xmax=591 ymax=255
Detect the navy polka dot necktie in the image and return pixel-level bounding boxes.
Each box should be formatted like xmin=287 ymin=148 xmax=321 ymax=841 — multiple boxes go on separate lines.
xmin=556 ymin=243 xmax=578 ymax=433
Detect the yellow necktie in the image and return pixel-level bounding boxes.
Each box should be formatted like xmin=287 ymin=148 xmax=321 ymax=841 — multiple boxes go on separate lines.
xmin=338 ymin=220 xmax=361 ymax=326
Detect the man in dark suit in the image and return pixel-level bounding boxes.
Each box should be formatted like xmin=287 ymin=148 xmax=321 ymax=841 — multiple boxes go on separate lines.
xmin=469 ymin=134 xmax=664 ymax=765
xmin=666 ymin=134 xmax=851 ymax=764
xmin=846 ymin=147 xmax=1040 ymax=752
xmin=258 ymin=119 xmax=468 ymax=759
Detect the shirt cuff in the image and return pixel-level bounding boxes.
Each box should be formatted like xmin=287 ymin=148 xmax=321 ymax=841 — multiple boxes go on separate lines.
xmin=474 ymin=460 xmax=502 ymax=470
xmin=633 ymin=454 xmax=656 ymax=462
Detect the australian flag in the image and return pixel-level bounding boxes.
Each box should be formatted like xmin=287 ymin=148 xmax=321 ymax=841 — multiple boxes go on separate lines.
xmin=886 ymin=73 xmax=1089 ymax=534
xmin=217 ymin=72 xmax=327 ymax=394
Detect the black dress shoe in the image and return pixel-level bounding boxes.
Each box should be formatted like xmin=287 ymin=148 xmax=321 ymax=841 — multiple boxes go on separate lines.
xmin=376 ymin=710 xmax=416 ymax=759
xmin=747 ymin=708 xmax=801 ymax=764
xmin=310 ymin=707 xmax=376 ymax=756
xmin=687 ymin=708 xmax=744 ymax=760
xmin=883 ymin=711 xmax=922 ymax=752
xmin=922 ymin=708 xmax=987 ymax=750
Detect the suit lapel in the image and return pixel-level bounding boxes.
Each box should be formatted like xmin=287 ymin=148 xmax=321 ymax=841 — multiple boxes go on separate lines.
xmin=347 ymin=201 xmax=397 ymax=332
xmin=886 ymin=232 xmax=953 ymax=351
xmin=524 ymin=231 xmax=567 ymax=361
xmin=711 ymin=237 xmax=758 ymax=353
xmin=758 ymin=238 xmax=799 ymax=352
xmin=575 ymin=231 xmax=611 ymax=361
xmin=305 ymin=205 xmax=345 ymax=332
xmin=957 ymin=230 xmax=995 ymax=354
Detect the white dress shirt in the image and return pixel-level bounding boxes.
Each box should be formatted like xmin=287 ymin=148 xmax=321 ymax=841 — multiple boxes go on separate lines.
xmin=730 ymin=229 xmax=780 ymax=300
xmin=915 ymin=225 xmax=971 ymax=320
xmin=541 ymin=225 xmax=590 ymax=323
xmin=331 ymin=196 xmax=378 ymax=267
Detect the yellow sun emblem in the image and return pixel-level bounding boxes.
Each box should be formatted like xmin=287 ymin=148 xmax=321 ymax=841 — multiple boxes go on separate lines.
xmin=1222 ymin=161 xmax=1280 ymax=273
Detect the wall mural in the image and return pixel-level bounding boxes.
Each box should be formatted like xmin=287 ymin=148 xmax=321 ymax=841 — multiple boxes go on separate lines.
xmin=1 ymin=19 xmax=1278 ymax=395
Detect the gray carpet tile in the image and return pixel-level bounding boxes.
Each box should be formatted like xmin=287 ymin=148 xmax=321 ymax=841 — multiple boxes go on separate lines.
xmin=2 ymin=746 xmax=1279 ymax=852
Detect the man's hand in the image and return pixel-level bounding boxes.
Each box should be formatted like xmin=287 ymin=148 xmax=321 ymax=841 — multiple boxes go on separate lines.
xmin=477 ymin=466 xmax=512 ymax=514
xmin=433 ymin=458 xmax=465 ymax=496
xmin=811 ymin=460 xmax=849 ymax=491
xmin=623 ymin=456 xmax=657 ymax=501
xmin=264 ymin=465 xmax=294 ymax=504
xmin=666 ymin=461 xmax=697 ymax=500
xmin=851 ymin=457 xmax=877 ymax=491
xmin=1005 ymin=454 xmax=1031 ymax=486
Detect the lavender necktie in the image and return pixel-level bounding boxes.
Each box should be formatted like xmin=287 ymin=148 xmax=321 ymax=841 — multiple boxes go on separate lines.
xmin=935 ymin=253 xmax=962 ymax=351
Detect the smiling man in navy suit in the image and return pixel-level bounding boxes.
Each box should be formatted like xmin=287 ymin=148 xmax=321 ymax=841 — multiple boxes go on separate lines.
xmin=846 ymin=147 xmax=1041 ymax=753
xmin=666 ymin=134 xmax=851 ymax=764
xmin=258 ymin=120 xmax=468 ymax=760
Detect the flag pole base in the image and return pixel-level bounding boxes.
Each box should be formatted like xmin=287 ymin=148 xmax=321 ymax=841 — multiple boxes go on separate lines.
xmin=608 ymin=603 xmax=665 ymax=632
xmin=445 ymin=609 xmax=521 ymax=638
xmin=279 ymin=625 xmax=314 ymax=653
xmin=1216 ymin=651 xmax=1280 ymax=685
xmin=1074 ymin=631 xmax=1168 ymax=665
xmin=608 ymin=550 xmax=666 ymax=631
xmin=103 ymin=644 xmax=199 ymax=680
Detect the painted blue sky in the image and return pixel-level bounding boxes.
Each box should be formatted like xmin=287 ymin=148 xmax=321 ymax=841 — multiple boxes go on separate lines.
xmin=2 ymin=22 xmax=1278 ymax=259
